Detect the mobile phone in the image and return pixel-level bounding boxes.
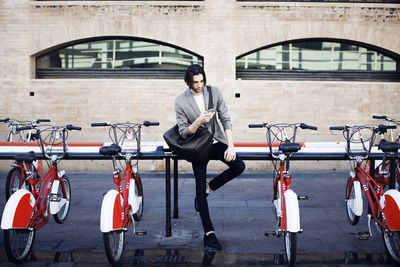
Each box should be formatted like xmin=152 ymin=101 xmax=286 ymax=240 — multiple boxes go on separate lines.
xmin=206 ymin=108 xmax=216 ymax=113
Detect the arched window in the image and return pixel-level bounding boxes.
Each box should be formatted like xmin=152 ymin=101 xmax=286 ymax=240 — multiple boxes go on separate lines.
xmin=236 ymin=38 xmax=400 ymax=81
xmin=36 ymin=37 xmax=203 ymax=79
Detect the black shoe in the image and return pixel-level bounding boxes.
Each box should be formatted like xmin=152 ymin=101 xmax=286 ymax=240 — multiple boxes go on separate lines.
xmin=194 ymin=193 xmax=209 ymax=212
xmin=204 ymin=233 xmax=222 ymax=252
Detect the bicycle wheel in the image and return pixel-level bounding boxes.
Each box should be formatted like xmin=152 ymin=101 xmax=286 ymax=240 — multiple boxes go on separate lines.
xmin=345 ymin=177 xmax=361 ymax=225
xmin=103 ymin=230 xmax=125 ymax=266
xmin=53 ymin=175 xmax=71 ymax=224
xmin=5 ymin=168 xmax=23 ymax=200
xmin=383 ymin=230 xmax=400 ymax=264
xmin=133 ymin=174 xmax=144 ymax=221
xmin=284 ymin=232 xmax=297 ymax=266
xmin=4 ymin=228 xmax=35 ymax=264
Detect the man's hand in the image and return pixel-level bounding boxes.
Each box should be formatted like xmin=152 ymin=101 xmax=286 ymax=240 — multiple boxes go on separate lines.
xmin=224 ymin=146 xmax=236 ymax=162
xmin=198 ymin=111 xmax=215 ymax=124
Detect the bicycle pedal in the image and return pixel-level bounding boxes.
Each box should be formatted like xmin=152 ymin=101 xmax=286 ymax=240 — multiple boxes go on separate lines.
xmin=357 ymin=232 xmax=371 ymax=240
xmin=298 ymin=195 xmax=309 ymax=200
xmin=264 ymin=231 xmax=276 ymax=237
xmin=135 ymin=230 xmax=147 ymax=235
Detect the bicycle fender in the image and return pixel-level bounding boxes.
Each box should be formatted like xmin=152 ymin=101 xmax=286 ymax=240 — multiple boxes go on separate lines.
xmin=1 ymin=189 xmax=35 ymax=229
xmin=58 ymin=170 xmax=65 ymax=178
xmin=284 ymin=189 xmax=300 ymax=232
xmin=380 ymin=189 xmax=400 ymax=230
xmin=100 ymin=189 xmax=123 ymax=233
xmin=49 ymin=179 xmax=67 ymax=215
xmin=128 ymin=179 xmax=141 ymax=215
xmin=350 ymin=180 xmax=363 ymax=216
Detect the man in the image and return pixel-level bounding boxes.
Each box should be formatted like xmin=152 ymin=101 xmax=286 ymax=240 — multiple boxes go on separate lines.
xmin=174 ymin=64 xmax=245 ymax=251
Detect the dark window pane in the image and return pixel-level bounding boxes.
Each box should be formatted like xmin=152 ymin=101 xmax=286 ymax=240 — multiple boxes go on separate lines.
xmin=237 ymin=40 xmax=398 ymax=72
xmin=36 ymin=38 xmax=203 ymax=78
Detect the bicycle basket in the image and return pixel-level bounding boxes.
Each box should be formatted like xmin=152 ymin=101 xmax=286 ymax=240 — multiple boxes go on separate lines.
xmin=267 ymin=125 xmax=296 ymax=156
xmin=41 ymin=127 xmax=67 ymax=156
xmin=346 ymin=126 xmax=375 ymax=158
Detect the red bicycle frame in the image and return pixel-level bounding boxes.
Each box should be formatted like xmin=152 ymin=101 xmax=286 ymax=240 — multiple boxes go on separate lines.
xmin=28 ymin=163 xmax=66 ymax=230
xmin=348 ymin=165 xmax=389 ymax=230
xmin=113 ymin=162 xmax=142 ymax=229
xmin=273 ymin=162 xmax=292 ymax=231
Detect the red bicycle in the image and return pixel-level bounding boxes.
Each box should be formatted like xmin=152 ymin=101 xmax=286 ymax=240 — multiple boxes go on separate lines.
xmin=0 ymin=123 xmax=81 ymax=264
xmin=364 ymin=115 xmax=400 ymax=190
xmin=91 ymin=121 xmax=159 ymax=266
xmin=0 ymin=118 xmax=50 ymax=199
xmin=330 ymin=124 xmax=400 ymax=263
xmin=249 ymin=122 xmax=317 ymax=266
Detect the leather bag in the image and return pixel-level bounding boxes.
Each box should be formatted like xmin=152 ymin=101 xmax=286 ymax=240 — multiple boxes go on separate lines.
xmin=163 ymin=86 xmax=215 ymax=163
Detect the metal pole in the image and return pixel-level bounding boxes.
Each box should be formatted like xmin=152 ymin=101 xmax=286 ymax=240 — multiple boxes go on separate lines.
xmin=165 ymin=156 xmax=171 ymax=237
xmin=173 ymin=156 xmax=179 ymax=219
xmin=389 ymin=157 xmax=396 ymax=189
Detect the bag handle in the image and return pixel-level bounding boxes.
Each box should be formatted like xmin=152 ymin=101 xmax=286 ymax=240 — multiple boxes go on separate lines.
xmin=207 ymin=85 xmax=215 ymax=135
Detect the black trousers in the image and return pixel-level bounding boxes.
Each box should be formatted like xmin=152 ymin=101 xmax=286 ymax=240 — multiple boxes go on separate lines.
xmin=192 ymin=142 xmax=246 ymax=233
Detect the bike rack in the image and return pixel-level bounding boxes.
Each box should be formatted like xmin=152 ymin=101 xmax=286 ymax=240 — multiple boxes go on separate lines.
xmin=0 ymin=141 xmax=398 ymax=237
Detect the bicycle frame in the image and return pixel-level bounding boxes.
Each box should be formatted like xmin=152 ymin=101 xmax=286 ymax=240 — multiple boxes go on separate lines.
xmin=101 ymin=155 xmax=143 ymax=231
xmin=95 ymin=121 xmax=158 ymax=234
xmin=28 ymin=164 xmax=66 ymax=230
xmin=273 ymin=158 xmax=300 ymax=233
xmin=349 ymin=165 xmax=388 ymax=230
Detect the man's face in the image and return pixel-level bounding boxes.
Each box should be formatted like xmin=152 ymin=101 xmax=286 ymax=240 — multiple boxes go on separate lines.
xmin=191 ymin=74 xmax=204 ymax=94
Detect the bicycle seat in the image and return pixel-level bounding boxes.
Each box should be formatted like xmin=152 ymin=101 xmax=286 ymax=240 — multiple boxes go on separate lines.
xmin=279 ymin=143 xmax=301 ymax=153
xmin=378 ymin=140 xmax=400 ymax=153
xmin=14 ymin=151 xmax=36 ymax=163
xmin=99 ymin=144 xmax=121 ymax=156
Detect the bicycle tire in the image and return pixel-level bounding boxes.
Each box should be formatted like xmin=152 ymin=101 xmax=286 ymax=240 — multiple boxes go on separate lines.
xmin=5 ymin=168 xmax=23 ymax=200
xmin=345 ymin=177 xmax=361 ymax=225
xmin=272 ymin=177 xmax=280 ymax=223
xmin=53 ymin=175 xmax=71 ymax=224
xmin=103 ymin=230 xmax=125 ymax=266
xmin=133 ymin=173 xmax=143 ymax=221
xmin=4 ymin=228 xmax=35 ymax=264
xmin=284 ymin=232 xmax=297 ymax=267
xmin=383 ymin=230 xmax=400 ymax=264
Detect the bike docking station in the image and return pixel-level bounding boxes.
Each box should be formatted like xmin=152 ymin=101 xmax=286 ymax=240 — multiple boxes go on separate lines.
xmin=0 ymin=139 xmax=400 ymax=265
xmin=0 ymin=140 xmax=399 ymax=238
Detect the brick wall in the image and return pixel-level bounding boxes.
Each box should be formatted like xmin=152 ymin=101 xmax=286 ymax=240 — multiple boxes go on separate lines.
xmin=0 ymin=0 xmax=399 ymax=171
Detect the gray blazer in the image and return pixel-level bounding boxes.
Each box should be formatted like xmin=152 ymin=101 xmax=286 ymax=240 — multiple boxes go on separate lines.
xmin=175 ymin=85 xmax=232 ymax=145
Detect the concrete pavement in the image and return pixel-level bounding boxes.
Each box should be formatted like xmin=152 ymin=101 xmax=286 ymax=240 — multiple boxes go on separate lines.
xmin=0 ymin=169 xmax=397 ymax=266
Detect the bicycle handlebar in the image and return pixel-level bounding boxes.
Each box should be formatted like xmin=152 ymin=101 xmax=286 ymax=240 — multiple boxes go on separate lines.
xmin=91 ymin=121 xmax=159 ymax=127
xmin=248 ymin=122 xmax=317 ymax=160
xmin=91 ymin=122 xmax=108 ymax=127
xmin=330 ymin=126 xmax=345 ymax=131
xmin=66 ymin=125 xmax=82 ymax=131
xmin=37 ymin=119 xmax=51 ymax=123
xmin=16 ymin=126 xmax=33 ymax=131
xmin=372 ymin=115 xmax=400 ymax=124
xmin=374 ymin=124 xmax=396 ymax=135
xmin=249 ymin=122 xmax=317 ymax=130
xmin=300 ymin=123 xmax=318 ymax=131
xmin=0 ymin=118 xmax=10 ymax=123
xmin=143 ymin=121 xmax=159 ymax=127
xmin=248 ymin=123 xmax=266 ymax=128
xmin=373 ymin=115 xmax=387 ymax=120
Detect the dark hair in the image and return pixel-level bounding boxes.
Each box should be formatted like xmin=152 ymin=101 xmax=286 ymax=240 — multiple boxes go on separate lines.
xmin=184 ymin=64 xmax=207 ymax=88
